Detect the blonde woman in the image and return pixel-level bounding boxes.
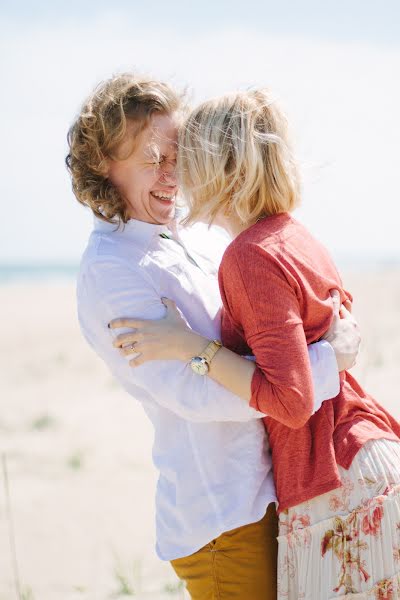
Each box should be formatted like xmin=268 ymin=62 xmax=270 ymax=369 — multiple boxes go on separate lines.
xmin=112 ymin=90 xmax=400 ymax=598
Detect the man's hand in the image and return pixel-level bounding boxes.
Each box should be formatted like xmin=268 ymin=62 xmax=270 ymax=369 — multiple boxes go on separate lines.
xmin=322 ymin=290 xmax=361 ymax=372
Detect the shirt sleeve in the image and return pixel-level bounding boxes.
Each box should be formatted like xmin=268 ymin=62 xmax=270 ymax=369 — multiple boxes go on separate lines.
xmin=78 ymin=255 xmax=264 ymax=423
xmin=219 ymin=243 xmax=336 ymax=429
xmin=308 ymin=340 xmax=340 ymax=413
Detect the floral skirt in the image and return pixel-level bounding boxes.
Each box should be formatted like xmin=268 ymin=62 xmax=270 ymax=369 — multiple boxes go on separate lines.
xmin=277 ymin=439 xmax=400 ymax=599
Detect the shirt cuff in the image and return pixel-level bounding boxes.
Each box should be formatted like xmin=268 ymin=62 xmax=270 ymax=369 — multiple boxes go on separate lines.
xmin=309 ymin=340 xmax=340 ymax=414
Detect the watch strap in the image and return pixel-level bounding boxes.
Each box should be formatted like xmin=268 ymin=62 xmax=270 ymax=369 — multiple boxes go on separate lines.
xmin=199 ymin=339 xmax=222 ymax=365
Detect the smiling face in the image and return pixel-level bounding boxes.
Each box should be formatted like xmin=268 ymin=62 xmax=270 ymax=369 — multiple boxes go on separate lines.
xmin=107 ymin=113 xmax=178 ymax=225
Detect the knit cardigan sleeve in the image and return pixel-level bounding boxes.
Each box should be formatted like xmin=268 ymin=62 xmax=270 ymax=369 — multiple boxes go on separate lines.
xmin=218 ymin=241 xmax=314 ymax=429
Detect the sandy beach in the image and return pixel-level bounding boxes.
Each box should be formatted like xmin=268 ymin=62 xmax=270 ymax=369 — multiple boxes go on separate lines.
xmin=1 ymin=270 xmax=399 ymax=600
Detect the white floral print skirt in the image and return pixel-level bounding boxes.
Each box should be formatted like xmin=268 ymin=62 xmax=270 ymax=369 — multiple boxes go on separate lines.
xmin=277 ymin=439 xmax=400 ymax=599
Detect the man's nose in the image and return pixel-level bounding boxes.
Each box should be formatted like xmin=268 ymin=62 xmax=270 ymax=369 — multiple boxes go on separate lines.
xmin=160 ymin=162 xmax=177 ymax=185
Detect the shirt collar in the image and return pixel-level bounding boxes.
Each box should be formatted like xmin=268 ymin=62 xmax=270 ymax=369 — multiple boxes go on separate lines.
xmin=93 ymin=216 xmax=172 ymax=248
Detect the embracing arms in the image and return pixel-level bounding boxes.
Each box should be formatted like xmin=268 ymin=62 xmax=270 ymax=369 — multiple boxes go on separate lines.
xmin=110 ymin=287 xmax=360 ymax=428
xmin=79 ymin=256 xmax=266 ymax=423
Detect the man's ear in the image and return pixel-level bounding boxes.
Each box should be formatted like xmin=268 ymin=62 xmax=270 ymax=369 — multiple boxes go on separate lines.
xmin=98 ymin=155 xmax=110 ymax=178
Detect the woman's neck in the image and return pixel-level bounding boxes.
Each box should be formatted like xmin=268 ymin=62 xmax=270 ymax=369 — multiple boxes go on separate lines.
xmin=220 ymin=215 xmax=254 ymax=239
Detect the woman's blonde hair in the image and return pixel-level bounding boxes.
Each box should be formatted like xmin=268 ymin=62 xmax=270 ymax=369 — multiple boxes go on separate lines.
xmin=66 ymin=73 xmax=182 ymax=224
xmin=178 ymin=89 xmax=301 ymax=226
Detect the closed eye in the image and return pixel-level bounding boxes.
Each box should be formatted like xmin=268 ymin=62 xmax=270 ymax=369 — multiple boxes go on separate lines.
xmin=152 ymin=155 xmax=165 ymax=165
xmin=151 ymin=155 xmax=177 ymax=167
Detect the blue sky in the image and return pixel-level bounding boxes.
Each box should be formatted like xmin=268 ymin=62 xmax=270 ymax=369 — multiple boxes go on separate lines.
xmin=1 ymin=1 xmax=399 ymax=263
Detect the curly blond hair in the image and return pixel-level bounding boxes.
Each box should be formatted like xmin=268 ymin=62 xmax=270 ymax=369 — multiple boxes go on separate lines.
xmin=66 ymin=73 xmax=182 ymax=224
xmin=178 ymin=89 xmax=301 ymax=226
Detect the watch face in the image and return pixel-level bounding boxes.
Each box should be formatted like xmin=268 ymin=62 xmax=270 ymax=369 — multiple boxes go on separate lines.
xmin=190 ymin=357 xmax=209 ymax=375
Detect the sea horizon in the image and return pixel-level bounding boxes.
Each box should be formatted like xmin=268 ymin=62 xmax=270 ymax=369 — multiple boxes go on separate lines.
xmin=0 ymin=263 xmax=80 ymax=284
xmin=0 ymin=255 xmax=399 ymax=285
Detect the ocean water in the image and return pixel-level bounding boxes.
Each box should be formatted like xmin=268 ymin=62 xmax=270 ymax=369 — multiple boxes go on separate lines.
xmin=0 ymin=256 xmax=398 ymax=285
xmin=0 ymin=264 xmax=79 ymax=284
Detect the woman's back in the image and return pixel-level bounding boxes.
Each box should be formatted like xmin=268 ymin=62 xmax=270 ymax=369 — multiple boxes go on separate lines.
xmin=218 ymin=212 xmax=400 ymax=510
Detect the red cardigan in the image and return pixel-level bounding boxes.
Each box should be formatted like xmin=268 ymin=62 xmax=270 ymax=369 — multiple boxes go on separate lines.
xmin=219 ymin=213 xmax=400 ymax=511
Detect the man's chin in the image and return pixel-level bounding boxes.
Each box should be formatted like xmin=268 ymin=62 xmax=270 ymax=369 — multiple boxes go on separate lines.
xmin=158 ymin=206 xmax=176 ymax=224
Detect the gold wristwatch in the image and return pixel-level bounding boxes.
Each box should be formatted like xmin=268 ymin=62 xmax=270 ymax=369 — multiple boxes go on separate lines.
xmin=190 ymin=340 xmax=222 ymax=375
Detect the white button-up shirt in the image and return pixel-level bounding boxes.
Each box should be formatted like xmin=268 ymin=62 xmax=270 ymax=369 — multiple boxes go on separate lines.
xmin=77 ymin=217 xmax=339 ymax=560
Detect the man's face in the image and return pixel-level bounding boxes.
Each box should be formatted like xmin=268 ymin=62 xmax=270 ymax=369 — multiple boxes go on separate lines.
xmin=107 ymin=113 xmax=178 ymax=225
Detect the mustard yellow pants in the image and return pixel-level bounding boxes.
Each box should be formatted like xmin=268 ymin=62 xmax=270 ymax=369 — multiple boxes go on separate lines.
xmin=170 ymin=503 xmax=278 ymax=600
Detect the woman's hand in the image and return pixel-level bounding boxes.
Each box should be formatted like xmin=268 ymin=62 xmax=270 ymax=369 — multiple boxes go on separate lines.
xmin=109 ymin=299 xmax=208 ymax=367
xmin=322 ymin=290 xmax=361 ymax=371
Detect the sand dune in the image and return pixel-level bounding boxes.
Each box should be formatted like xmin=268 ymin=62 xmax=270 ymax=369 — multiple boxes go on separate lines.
xmin=1 ymin=271 xmax=399 ymax=600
